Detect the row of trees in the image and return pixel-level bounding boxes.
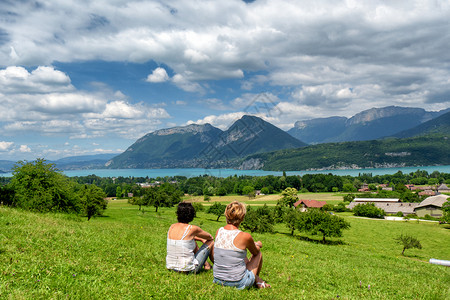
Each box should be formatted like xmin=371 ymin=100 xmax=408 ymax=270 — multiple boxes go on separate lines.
xmin=18 ymin=169 xmax=446 ymax=200
xmin=0 ymin=159 xmax=107 ymax=220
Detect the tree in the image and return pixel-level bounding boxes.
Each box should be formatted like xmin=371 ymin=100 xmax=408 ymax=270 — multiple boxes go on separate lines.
xmin=296 ymin=209 xmax=350 ymax=242
xmin=242 ymin=185 xmax=255 ymax=199
xmin=353 ymin=203 xmax=385 ymax=219
xmin=9 ymin=159 xmax=80 ymax=213
xmin=284 ymin=209 xmax=300 ymax=235
xmin=241 ymin=205 xmax=274 ymax=233
xmin=442 ymin=200 xmax=450 ymax=223
xmin=278 ymin=187 xmax=298 ymax=208
xmin=207 ymin=202 xmax=226 ymax=221
xmin=78 ymin=184 xmax=108 ymax=221
xmin=395 ymin=234 xmax=422 ymax=255
xmin=343 ymin=183 xmax=357 ymax=192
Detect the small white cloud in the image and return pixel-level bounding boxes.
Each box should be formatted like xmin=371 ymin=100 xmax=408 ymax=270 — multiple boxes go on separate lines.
xmin=172 ymin=74 xmax=204 ymax=93
xmin=0 ymin=141 xmax=14 ymax=152
xmin=19 ymin=145 xmax=31 ymax=153
xmin=175 ymin=100 xmax=187 ymax=105
xmin=146 ymin=67 xmax=169 ymax=83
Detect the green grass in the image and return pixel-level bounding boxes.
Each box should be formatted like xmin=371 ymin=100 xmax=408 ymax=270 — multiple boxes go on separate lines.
xmin=1 ymin=201 xmax=449 ymax=299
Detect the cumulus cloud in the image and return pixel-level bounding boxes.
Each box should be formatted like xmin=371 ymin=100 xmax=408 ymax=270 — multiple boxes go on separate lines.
xmin=0 ymin=66 xmax=171 ymax=142
xmin=146 ymin=67 xmax=169 ymax=83
xmin=19 ymin=145 xmax=31 ymax=153
xmin=0 ymin=141 xmax=14 ymax=152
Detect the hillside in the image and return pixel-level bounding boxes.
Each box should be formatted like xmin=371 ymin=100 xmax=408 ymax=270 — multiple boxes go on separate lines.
xmin=392 ymin=111 xmax=450 ymax=138
xmin=243 ymin=135 xmax=450 ymax=171
xmin=288 ymin=106 xmax=449 ymax=144
xmin=107 ymin=115 xmax=307 ymax=169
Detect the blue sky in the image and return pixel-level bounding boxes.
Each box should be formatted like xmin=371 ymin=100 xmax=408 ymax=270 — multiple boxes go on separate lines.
xmin=0 ymin=0 xmax=449 ymax=161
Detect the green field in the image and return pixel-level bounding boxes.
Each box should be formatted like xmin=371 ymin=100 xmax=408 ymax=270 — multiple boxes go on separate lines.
xmin=1 ymin=200 xmax=449 ymax=299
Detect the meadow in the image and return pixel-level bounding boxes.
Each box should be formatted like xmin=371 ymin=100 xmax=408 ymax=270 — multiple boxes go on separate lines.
xmin=0 ymin=198 xmax=449 ymax=299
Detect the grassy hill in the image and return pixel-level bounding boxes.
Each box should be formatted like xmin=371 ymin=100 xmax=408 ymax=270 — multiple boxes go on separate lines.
xmin=1 ymin=200 xmax=449 ymax=299
xmin=245 ymin=135 xmax=450 ymax=171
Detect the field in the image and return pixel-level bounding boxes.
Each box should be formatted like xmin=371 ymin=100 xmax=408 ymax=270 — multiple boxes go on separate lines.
xmin=1 ymin=198 xmax=449 ymax=299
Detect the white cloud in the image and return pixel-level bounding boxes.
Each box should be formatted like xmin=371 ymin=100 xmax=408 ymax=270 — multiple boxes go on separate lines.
xmin=0 ymin=141 xmax=14 ymax=152
xmin=19 ymin=145 xmax=31 ymax=153
xmin=146 ymin=67 xmax=169 ymax=83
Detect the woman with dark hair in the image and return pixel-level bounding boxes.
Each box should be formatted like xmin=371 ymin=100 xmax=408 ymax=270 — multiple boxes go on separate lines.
xmin=166 ymin=202 xmax=214 ymax=273
xmin=213 ymin=201 xmax=270 ymax=289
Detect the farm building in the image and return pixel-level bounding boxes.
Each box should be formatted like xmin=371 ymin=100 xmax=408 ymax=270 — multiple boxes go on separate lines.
xmin=294 ymin=199 xmax=326 ymax=212
xmin=414 ymin=194 xmax=449 ymax=218
xmin=347 ymin=198 xmax=419 ymax=216
xmin=437 ymin=183 xmax=450 ymax=194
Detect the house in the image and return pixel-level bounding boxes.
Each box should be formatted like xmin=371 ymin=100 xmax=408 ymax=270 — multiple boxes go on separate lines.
xmin=437 ymin=183 xmax=450 ymax=194
xmin=419 ymin=190 xmax=436 ymax=196
xmin=347 ymin=198 xmax=418 ymax=216
xmin=414 ymin=194 xmax=449 ymax=218
xmin=294 ymin=199 xmax=327 ymax=212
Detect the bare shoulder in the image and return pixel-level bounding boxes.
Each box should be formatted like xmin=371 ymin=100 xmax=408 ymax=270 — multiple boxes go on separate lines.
xmin=237 ymin=231 xmax=254 ymax=242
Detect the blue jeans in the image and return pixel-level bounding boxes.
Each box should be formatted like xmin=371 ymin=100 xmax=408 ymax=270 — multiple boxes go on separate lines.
xmin=192 ymin=243 xmax=210 ymax=274
xmin=213 ymin=269 xmax=256 ymax=290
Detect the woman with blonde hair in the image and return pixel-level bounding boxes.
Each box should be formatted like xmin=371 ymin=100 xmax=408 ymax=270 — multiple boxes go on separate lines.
xmin=213 ymin=201 xmax=270 ymax=289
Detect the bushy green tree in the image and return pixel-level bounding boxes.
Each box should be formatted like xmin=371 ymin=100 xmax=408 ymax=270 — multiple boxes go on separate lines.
xmin=241 ymin=205 xmax=274 ymax=233
xmin=9 ymin=159 xmax=80 ymax=213
xmin=284 ymin=209 xmax=301 ymax=235
xmin=296 ymin=209 xmax=351 ymax=242
xmin=78 ymin=184 xmax=108 ymax=221
xmin=353 ymin=203 xmax=385 ymax=219
xmin=278 ymin=187 xmax=299 ymax=208
xmin=207 ymin=202 xmax=226 ymax=221
xmin=395 ymin=234 xmax=422 ymax=255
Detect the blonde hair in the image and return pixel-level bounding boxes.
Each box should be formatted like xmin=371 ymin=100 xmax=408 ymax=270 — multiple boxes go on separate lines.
xmin=225 ymin=201 xmax=247 ymax=226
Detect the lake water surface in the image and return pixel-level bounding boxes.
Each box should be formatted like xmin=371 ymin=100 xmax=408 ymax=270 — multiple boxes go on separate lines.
xmin=3 ymin=165 xmax=448 ymax=178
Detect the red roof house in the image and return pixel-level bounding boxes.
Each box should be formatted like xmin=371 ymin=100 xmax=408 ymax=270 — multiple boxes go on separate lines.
xmin=294 ymin=199 xmax=327 ymax=212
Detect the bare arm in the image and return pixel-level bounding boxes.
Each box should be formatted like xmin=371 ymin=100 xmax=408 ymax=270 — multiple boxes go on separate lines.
xmin=191 ymin=225 xmax=213 ymax=242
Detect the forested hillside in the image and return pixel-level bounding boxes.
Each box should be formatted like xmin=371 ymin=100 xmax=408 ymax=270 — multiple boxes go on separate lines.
xmin=244 ymin=136 xmax=450 ymax=171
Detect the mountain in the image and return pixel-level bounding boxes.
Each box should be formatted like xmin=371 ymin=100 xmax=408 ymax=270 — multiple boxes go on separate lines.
xmin=107 ymin=115 xmax=307 ymax=169
xmin=54 ymin=154 xmax=119 ymax=170
xmin=106 ymin=123 xmax=223 ymax=168
xmin=288 ymin=117 xmax=347 ymax=144
xmin=211 ymin=115 xmax=306 ymax=158
xmin=391 ymin=111 xmax=450 ymax=138
xmin=288 ymin=106 xmax=450 ymax=144
xmin=243 ymin=135 xmax=450 ymax=171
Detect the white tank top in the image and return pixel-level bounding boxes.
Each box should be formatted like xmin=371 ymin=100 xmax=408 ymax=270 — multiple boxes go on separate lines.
xmin=166 ymin=225 xmax=198 ymax=271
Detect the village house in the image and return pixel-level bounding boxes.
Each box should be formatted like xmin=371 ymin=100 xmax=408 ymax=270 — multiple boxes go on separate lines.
xmin=437 ymin=183 xmax=450 ymax=194
xmin=294 ymin=199 xmax=327 ymax=212
xmin=419 ymin=190 xmax=436 ymax=196
xmin=414 ymin=194 xmax=449 ymax=218
xmin=347 ymin=198 xmax=419 ymax=216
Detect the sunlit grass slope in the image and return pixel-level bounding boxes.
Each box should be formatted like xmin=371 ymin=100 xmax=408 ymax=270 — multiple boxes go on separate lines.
xmin=1 ymin=200 xmax=449 ymax=299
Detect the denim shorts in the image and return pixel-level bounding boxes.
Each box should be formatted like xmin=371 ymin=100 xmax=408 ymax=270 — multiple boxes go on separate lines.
xmin=213 ymin=269 xmax=256 ymax=290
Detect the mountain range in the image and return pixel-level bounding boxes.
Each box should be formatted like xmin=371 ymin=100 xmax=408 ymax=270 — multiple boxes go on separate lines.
xmin=0 ymin=106 xmax=448 ymax=172
xmin=106 ymin=115 xmax=306 ymax=169
xmin=287 ymin=106 xmax=450 ymax=144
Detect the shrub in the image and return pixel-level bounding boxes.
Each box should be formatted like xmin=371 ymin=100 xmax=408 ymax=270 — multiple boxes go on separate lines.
xmin=395 ymin=234 xmax=422 ymax=255
xmin=353 ymin=203 xmax=385 ymax=219
xmin=192 ymin=202 xmax=204 ymax=214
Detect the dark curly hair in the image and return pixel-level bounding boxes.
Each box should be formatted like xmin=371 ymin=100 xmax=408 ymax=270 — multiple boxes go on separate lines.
xmin=177 ymin=202 xmax=195 ymax=223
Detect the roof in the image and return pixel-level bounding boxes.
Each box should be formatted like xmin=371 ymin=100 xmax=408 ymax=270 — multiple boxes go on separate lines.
xmin=294 ymin=199 xmax=326 ymax=208
xmin=415 ymin=195 xmax=450 ymax=209
xmin=437 ymin=183 xmax=450 ymax=190
xmin=353 ymin=198 xmax=400 ymax=202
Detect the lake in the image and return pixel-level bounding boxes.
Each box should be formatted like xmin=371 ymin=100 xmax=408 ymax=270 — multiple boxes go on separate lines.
xmin=2 ymin=165 xmax=449 ymax=178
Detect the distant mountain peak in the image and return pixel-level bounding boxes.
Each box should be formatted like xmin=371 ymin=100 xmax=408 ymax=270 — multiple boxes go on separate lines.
xmin=347 ymin=106 xmax=426 ymax=125
xmin=151 ymin=123 xmax=219 ymax=136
